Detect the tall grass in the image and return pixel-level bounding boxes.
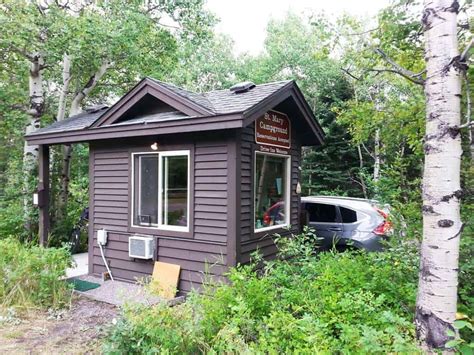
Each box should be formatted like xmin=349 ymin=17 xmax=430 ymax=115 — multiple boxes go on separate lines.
xmin=0 ymin=237 xmax=73 ymax=312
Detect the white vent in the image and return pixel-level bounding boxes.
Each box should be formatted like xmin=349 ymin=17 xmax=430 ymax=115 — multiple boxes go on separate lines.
xmin=129 ymin=236 xmax=154 ymax=259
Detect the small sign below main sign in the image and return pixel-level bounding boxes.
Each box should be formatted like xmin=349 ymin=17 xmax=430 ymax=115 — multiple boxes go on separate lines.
xmin=255 ymin=110 xmax=291 ymax=149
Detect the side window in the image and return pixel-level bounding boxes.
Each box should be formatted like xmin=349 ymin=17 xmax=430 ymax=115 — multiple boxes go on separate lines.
xmin=132 ymin=151 xmax=190 ymax=231
xmin=340 ymin=207 xmax=357 ymax=223
xmin=306 ymin=203 xmax=338 ymax=223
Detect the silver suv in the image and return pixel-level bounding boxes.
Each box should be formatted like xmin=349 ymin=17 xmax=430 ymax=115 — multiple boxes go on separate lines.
xmin=301 ymin=196 xmax=392 ymax=251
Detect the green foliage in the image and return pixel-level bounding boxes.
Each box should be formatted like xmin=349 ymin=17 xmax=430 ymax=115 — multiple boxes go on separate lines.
xmin=0 ymin=0 xmax=214 ymax=240
xmin=104 ymin=302 xmax=203 ymax=354
xmin=239 ymin=13 xmax=360 ymax=196
xmin=445 ymin=318 xmax=474 ymax=354
xmin=459 ymin=163 xmax=474 ymax=315
xmin=49 ymin=144 xmax=90 ymax=247
xmin=166 ymin=33 xmax=237 ymax=92
xmin=0 ymin=238 xmax=72 ymax=311
xmin=104 ymin=231 xmax=421 ymax=353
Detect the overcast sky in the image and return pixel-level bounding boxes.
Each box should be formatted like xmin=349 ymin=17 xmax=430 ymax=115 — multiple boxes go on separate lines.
xmin=206 ymin=0 xmax=390 ymax=54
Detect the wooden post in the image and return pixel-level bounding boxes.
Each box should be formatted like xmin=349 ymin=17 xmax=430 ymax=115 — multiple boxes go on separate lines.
xmin=38 ymin=144 xmax=49 ymax=246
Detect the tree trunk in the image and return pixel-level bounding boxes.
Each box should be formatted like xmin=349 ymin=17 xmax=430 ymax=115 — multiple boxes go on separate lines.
xmin=56 ymin=54 xmax=73 ymax=224
xmin=57 ymin=53 xmax=72 ymax=123
xmin=370 ymin=88 xmax=383 ymax=185
xmin=23 ymin=53 xmax=45 ymax=236
xmin=415 ymin=0 xmax=463 ymax=349
xmin=357 ymin=145 xmax=368 ymax=198
xmin=373 ymin=128 xmax=381 ymax=182
xmin=69 ymin=59 xmax=111 ymax=114
xmin=58 ymin=59 xmax=111 ymax=224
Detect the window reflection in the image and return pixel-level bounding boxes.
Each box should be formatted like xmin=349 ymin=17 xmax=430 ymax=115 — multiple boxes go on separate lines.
xmin=255 ymin=153 xmax=288 ymax=230
xmin=161 ymin=155 xmax=188 ymax=227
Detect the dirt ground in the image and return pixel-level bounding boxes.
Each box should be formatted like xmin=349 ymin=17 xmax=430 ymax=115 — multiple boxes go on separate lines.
xmin=0 ymin=296 xmax=117 ymax=354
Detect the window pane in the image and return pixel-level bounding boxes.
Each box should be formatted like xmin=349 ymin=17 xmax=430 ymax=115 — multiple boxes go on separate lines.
xmin=162 ymin=155 xmax=188 ymax=227
xmin=255 ymin=154 xmax=287 ymax=229
xmin=340 ymin=207 xmax=357 ymax=223
xmin=306 ymin=203 xmax=337 ymax=223
xmin=134 ymin=155 xmax=158 ymax=226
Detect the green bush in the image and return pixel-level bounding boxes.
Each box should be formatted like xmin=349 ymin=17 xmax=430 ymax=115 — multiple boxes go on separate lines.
xmin=459 ymin=183 xmax=474 ymax=315
xmin=0 ymin=237 xmax=73 ymax=311
xmin=105 ymin=231 xmax=421 ymax=353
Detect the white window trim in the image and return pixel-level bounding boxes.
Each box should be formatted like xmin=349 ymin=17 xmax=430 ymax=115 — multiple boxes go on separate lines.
xmin=131 ymin=150 xmax=190 ymax=232
xmin=254 ymin=151 xmax=291 ymax=233
xmin=158 ymin=150 xmax=190 ymax=232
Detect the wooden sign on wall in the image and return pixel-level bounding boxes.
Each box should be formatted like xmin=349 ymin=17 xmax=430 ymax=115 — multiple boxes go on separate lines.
xmin=255 ymin=110 xmax=291 ymax=149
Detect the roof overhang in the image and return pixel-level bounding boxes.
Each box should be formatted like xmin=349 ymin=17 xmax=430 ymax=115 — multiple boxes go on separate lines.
xmin=25 ymin=80 xmax=324 ymax=146
xmin=25 ymin=113 xmax=243 ymax=145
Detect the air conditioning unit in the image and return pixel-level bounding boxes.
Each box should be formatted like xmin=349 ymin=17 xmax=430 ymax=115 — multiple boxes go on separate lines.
xmin=129 ymin=236 xmax=154 ymax=259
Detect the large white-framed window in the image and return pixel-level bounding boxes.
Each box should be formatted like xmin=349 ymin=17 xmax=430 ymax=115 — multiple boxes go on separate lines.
xmin=254 ymin=151 xmax=291 ymax=232
xmin=132 ymin=150 xmax=190 ymax=232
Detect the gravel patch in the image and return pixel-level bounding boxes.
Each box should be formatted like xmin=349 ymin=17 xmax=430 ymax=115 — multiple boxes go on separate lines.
xmin=73 ymin=275 xmax=184 ymax=306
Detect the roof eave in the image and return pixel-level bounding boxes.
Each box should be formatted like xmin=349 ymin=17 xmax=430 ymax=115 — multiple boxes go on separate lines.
xmin=25 ymin=113 xmax=244 ymax=146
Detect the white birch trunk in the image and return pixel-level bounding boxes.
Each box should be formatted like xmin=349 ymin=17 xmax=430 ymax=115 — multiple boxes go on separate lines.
xmin=23 ymin=53 xmax=45 ymax=235
xmin=415 ymin=0 xmax=463 ymax=349
xmin=58 ymin=60 xmax=111 ymax=221
xmin=357 ymin=145 xmax=368 ymax=198
xmin=373 ymin=128 xmax=381 ymax=182
xmin=56 ymin=54 xmax=72 ymax=222
xmin=69 ymin=60 xmax=111 ymax=116
xmin=370 ymin=89 xmax=383 ymax=184
xmin=57 ymin=53 xmax=72 ymax=122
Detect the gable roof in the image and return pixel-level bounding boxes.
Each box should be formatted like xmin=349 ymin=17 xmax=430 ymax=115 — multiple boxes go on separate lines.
xmin=149 ymin=79 xmax=292 ymax=115
xmin=26 ymin=78 xmax=324 ymax=146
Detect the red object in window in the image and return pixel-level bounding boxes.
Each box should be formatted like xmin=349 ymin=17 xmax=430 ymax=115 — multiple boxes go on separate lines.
xmin=263 ymin=213 xmax=272 ymax=226
xmin=373 ymin=208 xmax=392 ymax=236
xmin=262 ymin=201 xmax=284 ymax=226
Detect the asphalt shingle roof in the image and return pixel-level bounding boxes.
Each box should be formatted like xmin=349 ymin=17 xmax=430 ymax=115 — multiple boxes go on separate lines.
xmin=204 ymin=80 xmax=291 ymax=114
xmin=29 ymin=106 xmax=108 ymax=136
xmin=28 ymin=79 xmax=294 ymax=136
xmin=149 ymin=78 xmax=292 ymax=115
xmin=148 ymin=79 xmax=214 ymax=113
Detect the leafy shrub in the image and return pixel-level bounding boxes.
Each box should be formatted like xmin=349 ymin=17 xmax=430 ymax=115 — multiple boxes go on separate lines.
xmin=445 ymin=318 xmax=474 ymax=354
xmin=105 ymin=230 xmax=421 ymax=353
xmin=0 ymin=237 xmax=72 ymax=312
xmin=459 ymin=179 xmax=474 ymax=315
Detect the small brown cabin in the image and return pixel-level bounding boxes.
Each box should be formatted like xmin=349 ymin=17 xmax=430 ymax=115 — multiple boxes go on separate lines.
xmin=26 ymin=78 xmax=324 ymax=294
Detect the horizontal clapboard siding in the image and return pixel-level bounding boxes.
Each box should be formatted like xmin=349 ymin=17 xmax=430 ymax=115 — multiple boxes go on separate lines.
xmin=90 ymin=139 xmax=230 ymax=295
xmin=194 ymin=141 xmax=228 ymax=244
xmin=239 ymin=124 xmax=301 ymax=263
xmin=93 ymin=149 xmax=129 ymax=233
xmin=91 ymin=231 xmax=227 ymax=293
xmin=240 ymin=126 xmax=254 ymax=241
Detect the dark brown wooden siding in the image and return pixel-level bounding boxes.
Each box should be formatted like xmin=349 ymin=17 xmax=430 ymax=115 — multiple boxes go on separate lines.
xmin=239 ymin=123 xmax=301 ymax=264
xmin=89 ymin=137 xmax=230 ymax=294
xmin=88 ymin=121 xmax=302 ymax=292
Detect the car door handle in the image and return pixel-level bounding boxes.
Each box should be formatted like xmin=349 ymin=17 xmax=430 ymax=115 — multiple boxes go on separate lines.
xmin=328 ymin=227 xmax=342 ymax=232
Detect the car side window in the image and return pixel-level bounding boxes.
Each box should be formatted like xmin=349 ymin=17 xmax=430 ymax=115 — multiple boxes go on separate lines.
xmin=306 ymin=203 xmax=338 ymax=223
xmin=340 ymin=206 xmax=357 ymax=223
